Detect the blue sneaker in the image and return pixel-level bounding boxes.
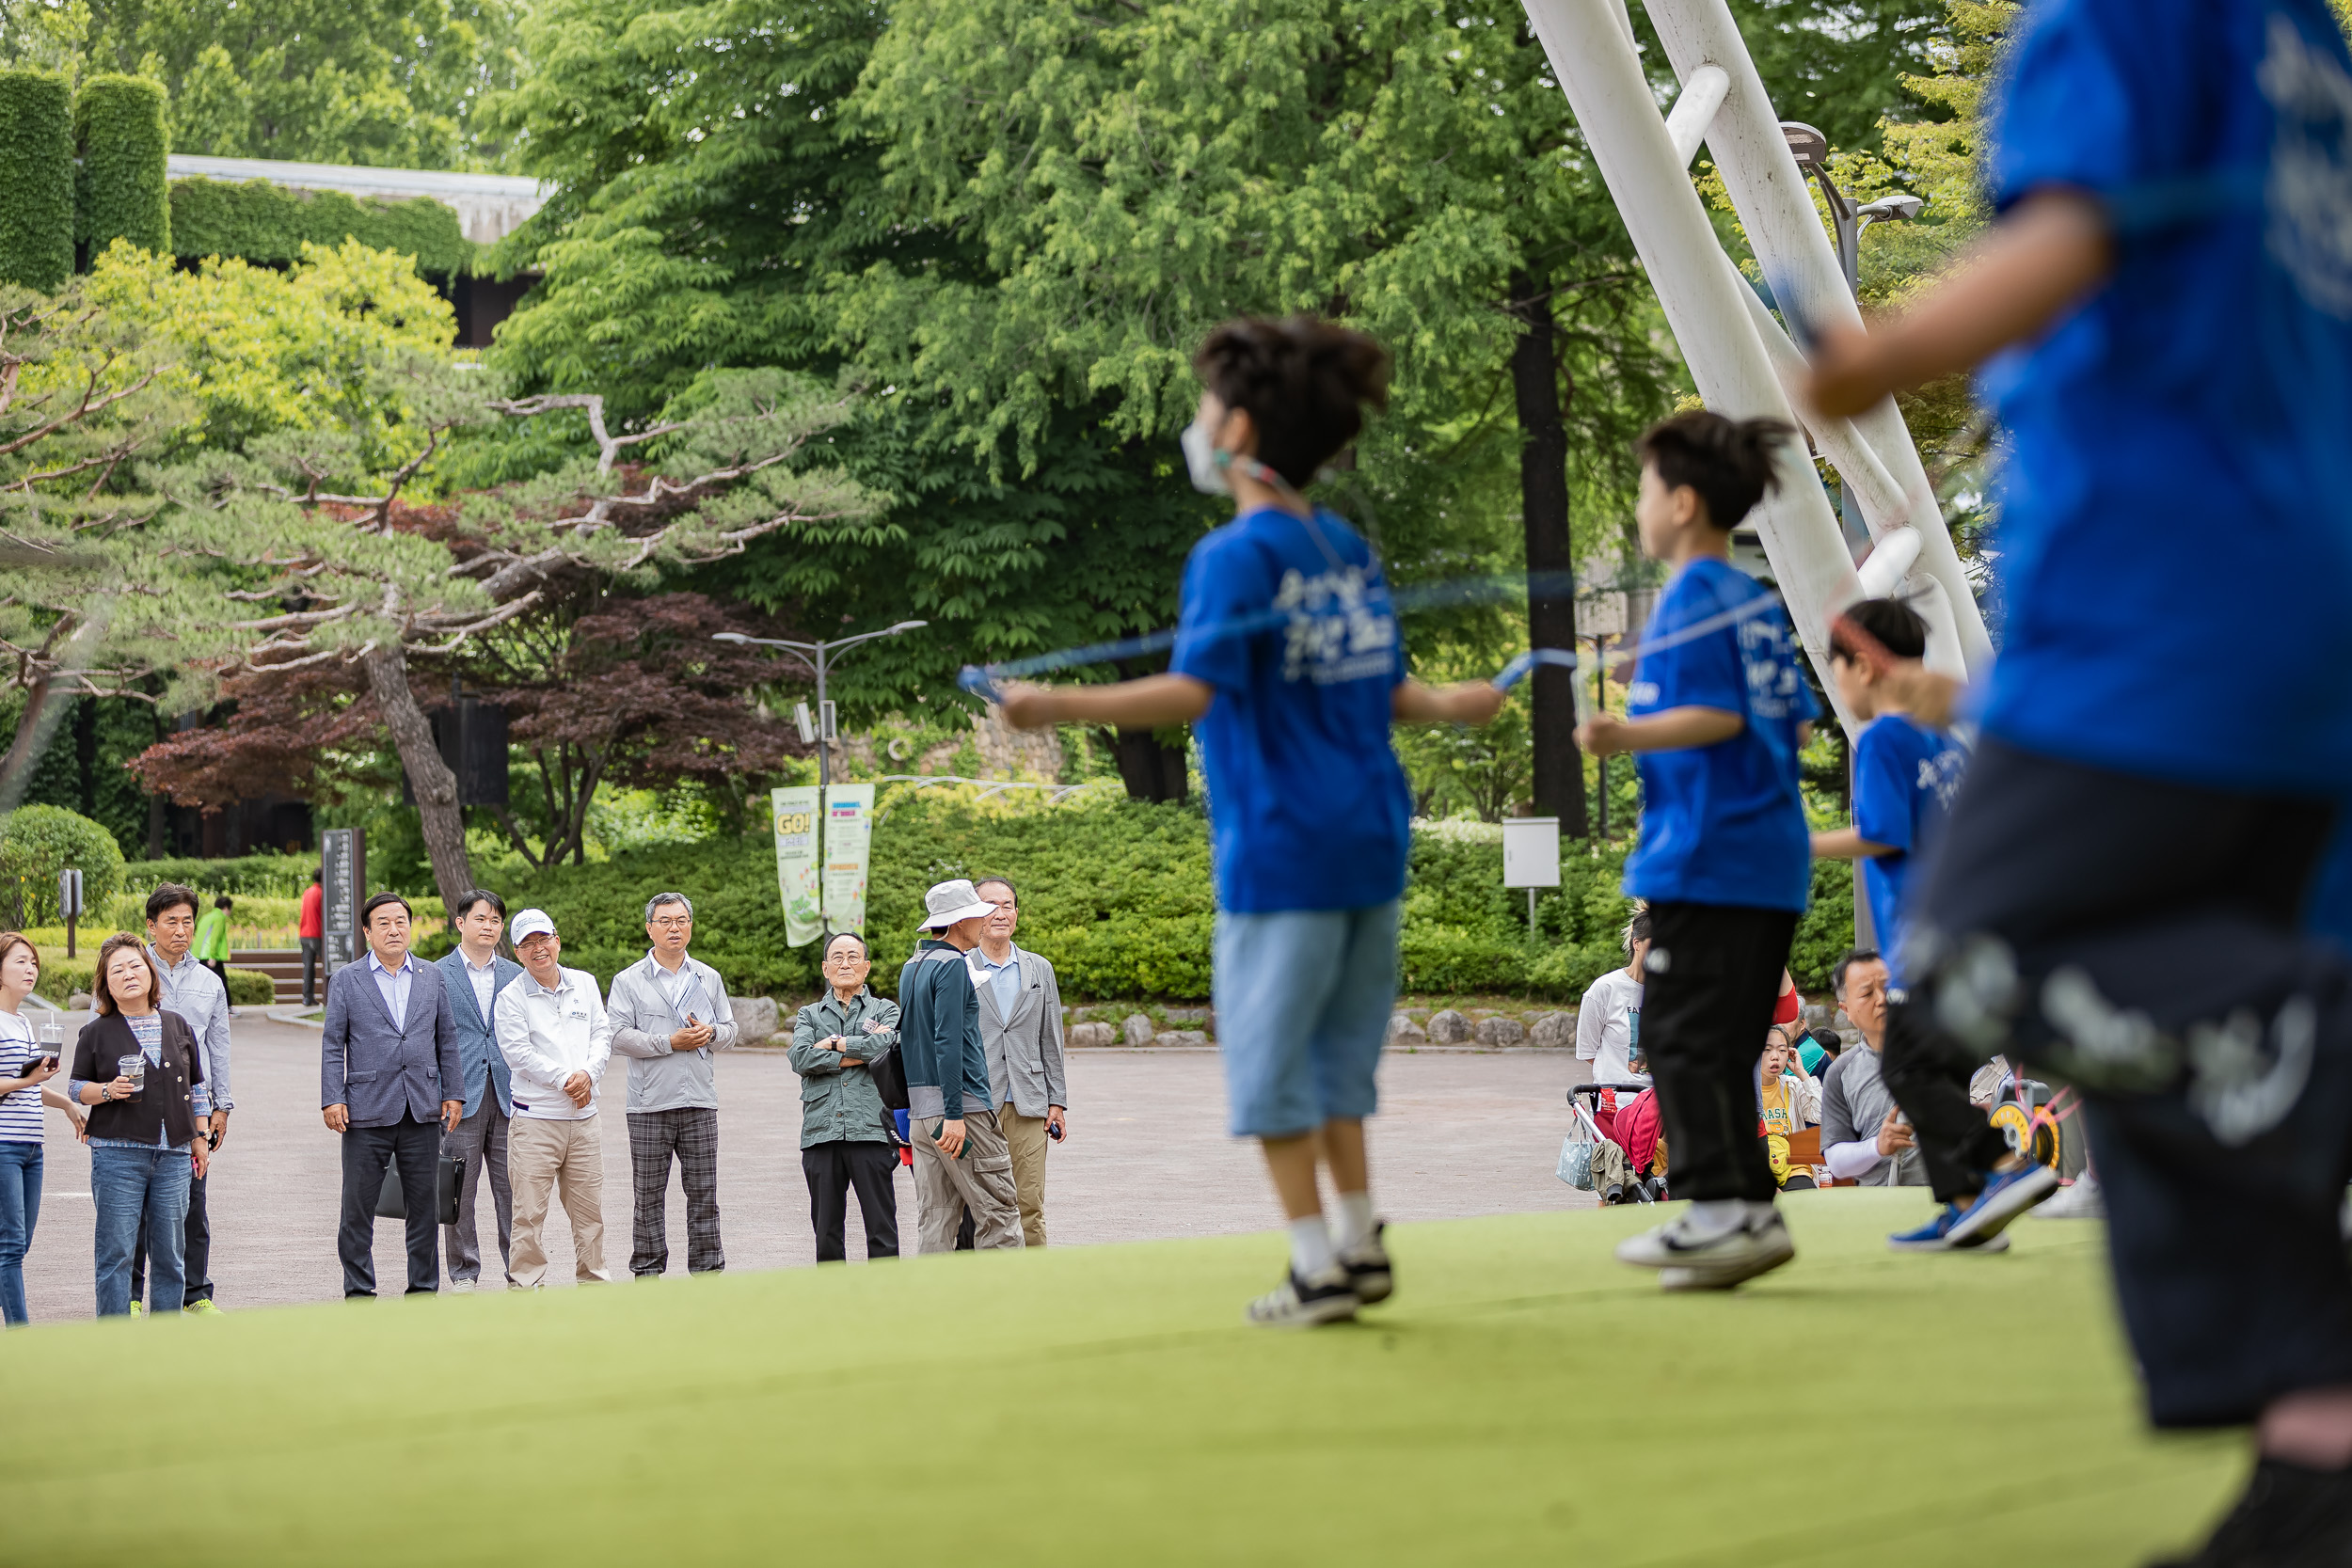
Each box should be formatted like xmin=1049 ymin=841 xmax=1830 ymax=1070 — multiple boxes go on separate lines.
xmin=1946 ymin=1161 xmax=2060 ymax=1247
xmin=1887 ymin=1205 xmax=2012 ymax=1253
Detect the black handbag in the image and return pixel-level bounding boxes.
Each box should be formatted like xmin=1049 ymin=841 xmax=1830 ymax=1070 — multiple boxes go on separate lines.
xmin=868 ymin=1043 xmax=910 ymax=1114
xmin=375 ymin=1154 xmax=464 ymax=1226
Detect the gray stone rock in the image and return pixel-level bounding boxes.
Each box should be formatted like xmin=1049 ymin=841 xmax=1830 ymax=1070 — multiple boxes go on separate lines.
xmin=1387 ymin=1013 xmax=1429 ymax=1045
xmin=1529 ymin=1011 xmax=1575 ymax=1049
xmin=1152 ymin=1029 xmax=1209 ymax=1048
xmin=66 ymin=991 xmax=92 ymax=1012
xmin=1474 ymin=1016 xmax=1527 ymax=1046
xmin=1067 ymin=1022 xmax=1117 ymax=1049
xmin=1161 ymin=1006 xmax=1211 ymax=1025
xmin=1426 ymin=1008 xmax=1472 ymax=1044
xmin=731 ymin=996 xmax=779 ymax=1041
xmin=1122 ymin=1012 xmax=1157 ymax=1047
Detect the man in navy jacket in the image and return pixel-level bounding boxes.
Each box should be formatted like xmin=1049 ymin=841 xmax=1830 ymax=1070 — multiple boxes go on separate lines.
xmin=321 ymin=893 xmax=462 ymax=1298
xmin=436 ymin=889 xmax=524 ymax=1291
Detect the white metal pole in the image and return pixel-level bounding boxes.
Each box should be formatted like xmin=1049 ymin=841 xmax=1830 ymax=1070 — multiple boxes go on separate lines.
xmin=1518 ymin=0 xmax=1866 ymax=730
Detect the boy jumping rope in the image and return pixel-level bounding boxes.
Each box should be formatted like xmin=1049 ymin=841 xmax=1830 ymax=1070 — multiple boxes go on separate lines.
xmin=1808 ymin=1 xmax=2352 ymax=1557
xmin=1805 ymin=597 xmax=2010 ymax=1252
xmin=998 ymin=316 xmax=1503 ymax=1326
xmin=1576 ymin=410 xmax=1818 ymax=1292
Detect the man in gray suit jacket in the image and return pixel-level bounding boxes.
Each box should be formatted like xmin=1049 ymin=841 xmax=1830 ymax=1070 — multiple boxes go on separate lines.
xmin=968 ymin=878 xmax=1067 ymax=1246
xmin=321 ymin=892 xmax=463 ymax=1298
xmin=437 ymin=889 xmax=525 ymax=1291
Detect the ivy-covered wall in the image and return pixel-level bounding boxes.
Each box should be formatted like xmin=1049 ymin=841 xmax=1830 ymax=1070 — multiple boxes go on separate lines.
xmin=74 ymin=74 xmax=169 ymax=257
xmin=169 ymin=176 xmax=476 ymax=276
xmin=0 ymin=69 xmax=74 ymax=291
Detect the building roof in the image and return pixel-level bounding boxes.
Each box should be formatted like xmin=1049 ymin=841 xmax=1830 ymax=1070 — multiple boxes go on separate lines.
xmin=165 ymin=154 xmax=549 ymax=245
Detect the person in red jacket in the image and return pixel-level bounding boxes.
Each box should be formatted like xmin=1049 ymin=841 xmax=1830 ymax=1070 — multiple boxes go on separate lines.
xmin=298 ymin=869 xmax=325 ymax=1007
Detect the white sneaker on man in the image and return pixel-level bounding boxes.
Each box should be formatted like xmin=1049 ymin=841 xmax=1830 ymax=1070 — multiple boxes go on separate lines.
xmin=1616 ymin=1203 xmax=1795 ymax=1291
xmin=2035 ymin=1172 xmax=2104 ymax=1220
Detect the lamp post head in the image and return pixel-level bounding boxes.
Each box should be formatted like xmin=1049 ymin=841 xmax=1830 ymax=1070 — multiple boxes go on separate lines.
xmin=887 ymin=620 xmax=929 ymax=634
xmin=1857 ymin=194 xmax=1927 ymax=223
xmin=1779 ymin=121 xmax=1829 ymax=170
xmin=711 ymin=632 xmax=750 ymax=644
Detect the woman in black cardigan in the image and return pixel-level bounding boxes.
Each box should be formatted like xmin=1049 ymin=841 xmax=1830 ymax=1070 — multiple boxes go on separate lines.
xmin=66 ymin=934 xmax=210 ymax=1318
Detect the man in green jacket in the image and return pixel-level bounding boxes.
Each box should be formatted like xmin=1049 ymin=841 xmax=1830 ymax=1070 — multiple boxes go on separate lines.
xmin=194 ymin=895 xmax=232 ymax=995
xmin=897 ymin=879 xmax=1022 ymax=1253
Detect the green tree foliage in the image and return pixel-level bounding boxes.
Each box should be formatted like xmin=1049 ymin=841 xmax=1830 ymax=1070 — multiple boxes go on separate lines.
xmin=72 ymin=71 xmax=167 ymax=255
xmin=8 ymin=693 xmax=161 ymax=855
xmin=0 ymin=802 xmax=124 ymax=924
xmin=0 ymin=67 xmax=72 ymax=289
xmin=169 ymin=176 xmax=473 ymax=275
xmin=1710 ymin=0 xmax=1949 ymax=153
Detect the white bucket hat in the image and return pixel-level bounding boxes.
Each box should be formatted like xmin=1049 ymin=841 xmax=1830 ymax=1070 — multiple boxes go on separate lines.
xmin=919 ymin=879 xmax=996 ymax=929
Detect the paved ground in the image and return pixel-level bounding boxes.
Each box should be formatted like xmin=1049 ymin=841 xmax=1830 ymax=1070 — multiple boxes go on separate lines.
xmin=20 ymin=1016 xmax=1596 ymax=1319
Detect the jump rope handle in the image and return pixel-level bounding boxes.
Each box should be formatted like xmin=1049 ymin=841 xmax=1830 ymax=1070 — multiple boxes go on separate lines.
xmin=957 ymin=666 xmax=1003 ymax=705
xmin=1490 ymin=648 xmax=1597 ymax=725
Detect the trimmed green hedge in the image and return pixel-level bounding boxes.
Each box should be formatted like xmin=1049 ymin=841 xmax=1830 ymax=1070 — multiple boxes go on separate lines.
xmin=0 ymin=806 xmax=127 ymax=928
xmin=0 ymin=69 xmax=73 ymax=290
xmin=169 ymin=177 xmax=475 ymax=276
xmin=38 ymin=953 xmax=275 ymax=1007
xmin=120 ymin=851 xmax=316 ymax=900
xmin=74 ymin=74 xmax=168 ymax=256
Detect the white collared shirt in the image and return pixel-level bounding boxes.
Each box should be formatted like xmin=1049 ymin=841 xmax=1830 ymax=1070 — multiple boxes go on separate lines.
xmin=367 ymin=949 xmax=420 ymax=1023
xmin=460 ymin=951 xmax=499 ymax=1022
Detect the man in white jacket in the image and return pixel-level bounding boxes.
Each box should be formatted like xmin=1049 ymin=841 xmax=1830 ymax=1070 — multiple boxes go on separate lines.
xmin=494 ymin=909 xmax=614 ymax=1287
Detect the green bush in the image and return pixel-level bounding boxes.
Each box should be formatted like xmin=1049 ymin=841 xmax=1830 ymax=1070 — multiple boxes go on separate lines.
xmin=0 ymin=69 xmax=73 ymax=290
xmin=74 ymin=74 xmax=169 ymax=256
xmin=1792 ymin=857 xmax=1860 ymax=997
xmin=35 ymin=952 xmax=274 ymax=1007
xmin=169 ymin=177 xmax=475 ymax=276
xmin=119 ymin=852 xmax=316 ymax=899
xmin=0 ymin=806 xmax=127 ymax=929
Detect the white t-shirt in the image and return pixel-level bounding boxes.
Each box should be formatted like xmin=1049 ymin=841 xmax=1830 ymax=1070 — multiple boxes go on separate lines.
xmin=0 ymin=1011 xmax=40 ymax=1143
xmin=1577 ymin=967 xmax=1645 ymax=1088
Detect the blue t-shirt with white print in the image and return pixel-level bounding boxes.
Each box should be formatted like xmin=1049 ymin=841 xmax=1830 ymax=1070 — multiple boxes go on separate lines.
xmin=1171 ymin=505 xmax=1412 ymax=913
xmin=1978 ymin=0 xmax=2352 ymax=793
xmin=1851 ymin=713 xmax=1966 ymax=985
xmin=1623 ymin=558 xmax=1818 ymax=912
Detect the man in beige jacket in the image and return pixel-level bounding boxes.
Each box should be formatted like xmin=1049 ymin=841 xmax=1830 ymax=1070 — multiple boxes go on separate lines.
xmin=966 ymin=878 xmax=1066 ymax=1246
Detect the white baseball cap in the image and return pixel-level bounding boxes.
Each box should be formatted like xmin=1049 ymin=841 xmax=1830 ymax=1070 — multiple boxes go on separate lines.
xmin=510 ymin=908 xmax=557 ymax=946
xmin=919 ymin=879 xmax=996 ymax=929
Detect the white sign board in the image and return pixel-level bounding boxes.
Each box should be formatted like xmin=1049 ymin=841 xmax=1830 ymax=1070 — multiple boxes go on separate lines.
xmin=1502 ymin=816 xmax=1561 ymax=889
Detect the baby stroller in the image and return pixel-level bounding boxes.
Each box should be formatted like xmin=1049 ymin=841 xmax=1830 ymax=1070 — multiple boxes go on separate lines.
xmin=1559 ymin=1083 xmax=1666 ymax=1205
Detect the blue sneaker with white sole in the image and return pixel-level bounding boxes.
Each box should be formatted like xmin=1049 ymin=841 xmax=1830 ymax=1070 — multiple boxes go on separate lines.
xmin=1889 ymin=1203 xmax=2011 ymax=1253
xmin=1946 ymin=1162 xmax=2060 ymax=1247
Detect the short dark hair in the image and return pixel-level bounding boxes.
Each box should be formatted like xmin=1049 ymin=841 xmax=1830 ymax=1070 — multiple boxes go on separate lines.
xmin=362 ymin=892 xmax=412 ymax=927
xmin=452 ymin=888 xmax=504 ymax=920
xmin=974 ymin=877 xmax=1017 ymax=903
xmin=1832 ymin=947 xmax=1883 ymax=999
xmin=1192 ymin=316 xmax=1391 ymax=488
xmin=1635 ymin=410 xmax=1793 ymax=531
xmin=311 ymin=868 xmax=322 ymax=883
xmin=93 ymin=932 xmax=161 ymax=1017
xmin=214 ymin=895 xmax=232 ymax=910
xmin=1623 ymin=907 xmax=1652 ymax=955
xmin=821 ymin=930 xmax=868 ymax=961
xmin=145 ymin=883 xmax=199 ymax=923
xmin=1831 ymin=596 xmax=1930 ymax=663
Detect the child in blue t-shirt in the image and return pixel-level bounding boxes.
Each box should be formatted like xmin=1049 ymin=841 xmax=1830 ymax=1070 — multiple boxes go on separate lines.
xmin=1576 ymin=409 xmax=1817 ymax=1293
xmin=996 ymin=316 xmax=1503 ymax=1329
xmin=1807 ymin=598 xmax=1991 ymax=1245
xmin=1807 ymin=2 xmax=2352 ymax=1551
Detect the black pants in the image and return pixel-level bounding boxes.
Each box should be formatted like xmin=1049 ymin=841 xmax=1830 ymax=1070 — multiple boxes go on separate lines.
xmin=300 ymin=938 xmax=322 ymax=1006
xmin=1899 ymin=737 xmax=2352 ymax=1428
xmin=1881 ymin=1013 xmax=2012 ymax=1205
xmin=340 ymin=1116 xmax=441 ymax=1296
xmin=803 ymin=1141 xmax=898 ymax=1263
xmin=201 ymin=959 xmax=228 ymax=992
xmin=1642 ymin=901 xmax=1801 ymax=1205
xmin=132 ymin=1168 xmax=210 ymax=1307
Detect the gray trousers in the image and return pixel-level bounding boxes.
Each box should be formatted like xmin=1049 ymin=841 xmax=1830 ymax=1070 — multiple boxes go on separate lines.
xmin=441 ymin=1100 xmax=513 ymax=1286
xmin=911 ymin=1109 xmax=1022 ymax=1254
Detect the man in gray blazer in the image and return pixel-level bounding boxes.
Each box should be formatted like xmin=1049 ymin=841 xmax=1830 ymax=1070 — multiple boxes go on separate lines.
xmin=436 ymin=889 xmax=525 ymax=1291
xmin=968 ymin=878 xmax=1067 ymax=1246
xmin=321 ymin=892 xmax=463 ymax=1298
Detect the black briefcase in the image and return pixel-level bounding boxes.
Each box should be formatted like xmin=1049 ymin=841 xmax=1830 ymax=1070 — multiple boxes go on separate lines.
xmin=375 ymin=1155 xmax=464 ymax=1226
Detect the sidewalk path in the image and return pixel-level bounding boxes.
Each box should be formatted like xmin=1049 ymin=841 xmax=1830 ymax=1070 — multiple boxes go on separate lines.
xmin=21 ymin=1018 xmax=1593 ymax=1318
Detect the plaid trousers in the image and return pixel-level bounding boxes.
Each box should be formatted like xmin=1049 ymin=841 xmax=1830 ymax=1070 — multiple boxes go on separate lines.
xmin=626 ymin=1106 xmax=723 ymax=1276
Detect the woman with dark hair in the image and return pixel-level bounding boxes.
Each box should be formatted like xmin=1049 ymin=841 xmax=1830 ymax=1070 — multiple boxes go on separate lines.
xmin=0 ymin=931 xmax=82 ymax=1325
xmin=67 ymin=932 xmax=210 ymax=1317
xmin=787 ymin=931 xmax=901 ymax=1263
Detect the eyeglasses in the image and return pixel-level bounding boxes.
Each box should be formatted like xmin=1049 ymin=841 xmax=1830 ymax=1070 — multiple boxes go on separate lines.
xmin=649 ymin=916 xmax=691 ymax=929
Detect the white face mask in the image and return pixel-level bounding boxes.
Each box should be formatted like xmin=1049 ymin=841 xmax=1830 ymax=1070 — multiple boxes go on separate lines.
xmin=1180 ymin=416 xmax=1231 ymax=495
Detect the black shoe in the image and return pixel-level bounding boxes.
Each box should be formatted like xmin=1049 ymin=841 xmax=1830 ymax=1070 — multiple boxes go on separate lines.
xmin=2152 ymin=1459 xmax=2352 ymax=1566
xmin=1338 ymin=1222 xmax=1393 ymax=1306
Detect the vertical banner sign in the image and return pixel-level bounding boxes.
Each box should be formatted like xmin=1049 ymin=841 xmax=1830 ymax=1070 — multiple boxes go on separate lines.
xmin=320 ymin=827 xmax=365 ymax=978
xmin=820 ymin=784 xmax=876 ymax=936
xmin=771 ymin=786 xmax=823 ymax=947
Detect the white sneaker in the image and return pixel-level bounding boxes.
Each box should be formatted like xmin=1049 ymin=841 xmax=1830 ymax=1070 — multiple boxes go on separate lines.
xmin=1245 ymin=1266 xmax=1359 ymax=1328
xmin=2036 ymin=1172 xmax=2104 ymax=1220
xmin=449 ymin=1280 xmax=476 ymax=1294
xmin=1618 ymin=1205 xmax=1795 ymax=1291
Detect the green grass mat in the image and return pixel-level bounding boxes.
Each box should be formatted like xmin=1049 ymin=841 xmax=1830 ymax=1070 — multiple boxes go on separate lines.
xmin=0 ymin=1191 xmax=2240 ymax=1566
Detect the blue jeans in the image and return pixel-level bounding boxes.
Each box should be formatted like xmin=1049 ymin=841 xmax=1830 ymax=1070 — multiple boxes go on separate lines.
xmin=92 ymin=1144 xmax=191 ymax=1318
xmin=0 ymin=1141 xmax=41 ymax=1325
xmin=1213 ymin=900 xmax=1402 ymax=1139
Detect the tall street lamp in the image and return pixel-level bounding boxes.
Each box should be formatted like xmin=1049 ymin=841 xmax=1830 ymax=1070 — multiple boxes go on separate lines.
xmin=713 ymin=621 xmax=928 ymax=788
xmin=1779 ymin=121 xmax=1925 ymax=295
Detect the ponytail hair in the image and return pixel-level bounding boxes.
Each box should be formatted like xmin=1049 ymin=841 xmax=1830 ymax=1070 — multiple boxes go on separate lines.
xmin=1192 ymin=315 xmax=1391 ymax=488
xmin=1635 ymin=410 xmax=1794 ymax=531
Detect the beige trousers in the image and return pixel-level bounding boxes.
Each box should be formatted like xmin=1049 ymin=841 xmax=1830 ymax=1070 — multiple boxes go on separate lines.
xmin=1000 ymin=1102 xmax=1050 ymax=1247
xmin=911 ymin=1109 xmax=1023 ymax=1254
xmin=509 ymin=1115 xmax=610 ymax=1287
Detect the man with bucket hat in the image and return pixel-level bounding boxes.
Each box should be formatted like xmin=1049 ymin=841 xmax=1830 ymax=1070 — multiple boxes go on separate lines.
xmin=898 ymin=879 xmax=1022 ymax=1252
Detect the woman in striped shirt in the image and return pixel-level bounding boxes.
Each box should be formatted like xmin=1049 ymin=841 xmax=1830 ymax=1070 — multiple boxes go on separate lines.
xmin=0 ymin=931 xmax=85 ymax=1326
